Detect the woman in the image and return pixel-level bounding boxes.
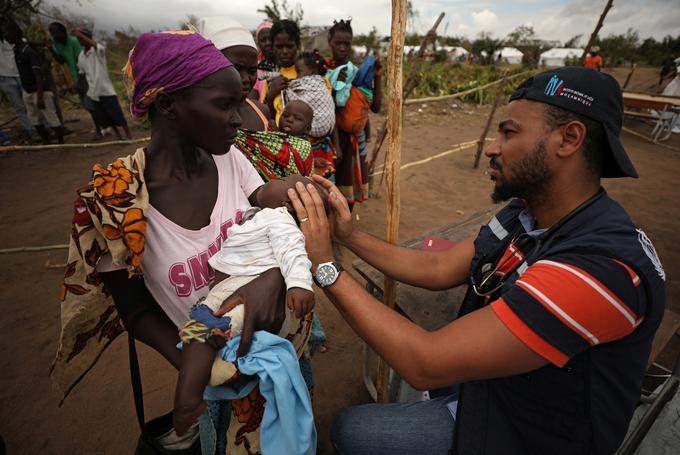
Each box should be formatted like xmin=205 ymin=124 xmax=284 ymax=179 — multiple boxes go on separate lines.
xmin=253 ymin=20 xmax=275 ymax=100
xmin=196 ymin=17 xmax=272 ymax=131
xmin=260 ymin=19 xmax=300 ymax=126
xmin=51 ymin=31 xmax=310 ymax=454
xmin=326 ymin=19 xmax=382 ymax=208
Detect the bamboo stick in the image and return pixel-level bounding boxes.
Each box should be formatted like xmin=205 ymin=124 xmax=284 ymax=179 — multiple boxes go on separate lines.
xmin=580 ymin=0 xmax=614 ymax=60
xmin=474 ymin=72 xmax=508 ymax=168
xmin=0 ymin=136 xmax=150 ymax=153
xmin=621 ymin=127 xmax=680 ymax=152
xmin=403 ymin=70 xmax=533 ymax=105
xmin=0 ymin=244 xmax=69 ymax=254
xmin=376 ymin=0 xmax=407 ymax=405
xmin=367 ymin=12 xmax=446 ymax=177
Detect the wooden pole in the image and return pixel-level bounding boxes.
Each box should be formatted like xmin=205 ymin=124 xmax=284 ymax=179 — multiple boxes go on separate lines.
xmin=367 ymin=12 xmax=445 ymax=177
xmin=580 ymin=0 xmax=614 ymax=60
xmin=376 ymin=0 xmax=407 ymax=405
xmin=473 ymin=72 xmax=508 ymax=168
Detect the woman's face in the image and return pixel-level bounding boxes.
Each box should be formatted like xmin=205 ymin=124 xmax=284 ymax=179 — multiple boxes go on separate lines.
xmin=257 ymin=28 xmax=275 ymax=60
xmin=329 ymin=30 xmax=352 ymax=65
xmin=273 ymin=32 xmax=298 ymax=68
xmin=172 ymin=67 xmax=242 ymax=155
xmin=222 ymin=45 xmax=258 ymax=101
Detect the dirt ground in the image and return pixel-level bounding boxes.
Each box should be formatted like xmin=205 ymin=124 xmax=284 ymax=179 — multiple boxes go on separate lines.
xmin=1 ymin=67 xmax=679 ymax=454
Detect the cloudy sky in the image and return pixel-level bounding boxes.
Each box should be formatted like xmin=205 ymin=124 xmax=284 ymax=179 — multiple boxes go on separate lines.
xmin=48 ymin=0 xmax=679 ymax=43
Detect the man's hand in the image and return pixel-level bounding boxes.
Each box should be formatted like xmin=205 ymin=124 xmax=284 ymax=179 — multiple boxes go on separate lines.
xmin=213 ymin=268 xmax=286 ymax=357
xmin=296 ymin=175 xmax=355 ymax=245
xmin=286 ymin=287 xmax=315 ymax=318
xmin=287 ymin=179 xmax=338 ymax=269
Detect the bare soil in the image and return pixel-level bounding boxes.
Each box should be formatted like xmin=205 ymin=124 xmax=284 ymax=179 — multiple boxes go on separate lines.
xmin=0 ymin=67 xmax=678 ymax=454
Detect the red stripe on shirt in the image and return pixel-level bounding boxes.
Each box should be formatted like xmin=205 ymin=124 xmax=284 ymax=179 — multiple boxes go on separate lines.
xmin=517 ymin=261 xmax=637 ymax=344
xmin=612 ymin=259 xmax=641 ymax=287
xmin=491 ymin=298 xmax=569 ymax=367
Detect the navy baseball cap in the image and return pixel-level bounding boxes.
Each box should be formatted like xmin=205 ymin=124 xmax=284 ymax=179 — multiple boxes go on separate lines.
xmin=509 ymin=67 xmax=638 ymax=178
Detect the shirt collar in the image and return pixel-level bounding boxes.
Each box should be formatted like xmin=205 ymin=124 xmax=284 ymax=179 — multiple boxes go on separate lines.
xmin=518 ymin=207 xmax=547 ymax=237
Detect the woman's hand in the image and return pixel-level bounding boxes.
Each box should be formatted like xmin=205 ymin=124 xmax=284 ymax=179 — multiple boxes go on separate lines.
xmin=213 ymin=268 xmax=286 ymax=357
xmin=267 ymin=75 xmax=288 ymax=99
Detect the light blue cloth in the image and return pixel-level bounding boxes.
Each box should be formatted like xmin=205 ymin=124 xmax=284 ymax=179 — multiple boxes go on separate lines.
xmin=327 ymin=61 xmax=358 ymax=107
xmin=201 ymin=331 xmax=317 ymax=455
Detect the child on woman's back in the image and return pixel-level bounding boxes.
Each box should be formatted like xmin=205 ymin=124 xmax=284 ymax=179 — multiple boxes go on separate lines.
xmin=285 ymin=51 xmax=340 ymax=179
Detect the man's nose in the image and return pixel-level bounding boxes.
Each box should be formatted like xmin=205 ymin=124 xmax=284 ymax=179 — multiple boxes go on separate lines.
xmin=484 ymin=137 xmax=501 ymax=158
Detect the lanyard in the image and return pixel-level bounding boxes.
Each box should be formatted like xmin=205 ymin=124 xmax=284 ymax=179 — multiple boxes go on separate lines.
xmin=471 ymin=189 xmax=606 ymax=297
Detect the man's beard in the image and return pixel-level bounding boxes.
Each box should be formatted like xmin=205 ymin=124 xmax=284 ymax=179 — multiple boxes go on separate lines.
xmin=491 ymin=139 xmax=552 ymax=205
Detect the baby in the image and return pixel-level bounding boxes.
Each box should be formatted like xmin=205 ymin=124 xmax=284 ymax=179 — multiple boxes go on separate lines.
xmin=279 ymin=99 xmax=314 ymax=137
xmin=173 ymin=175 xmax=327 ymax=436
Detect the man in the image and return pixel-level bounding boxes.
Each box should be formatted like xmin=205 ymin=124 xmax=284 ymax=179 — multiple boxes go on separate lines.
xmin=583 ymin=46 xmax=604 ymax=71
xmin=72 ymin=28 xmax=131 ymax=140
xmin=288 ymin=67 xmax=666 ymax=454
xmin=48 ymin=21 xmax=102 ymax=139
xmin=0 ymin=28 xmax=39 ymax=141
xmin=4 ymin=22 xmax=64 ymax=144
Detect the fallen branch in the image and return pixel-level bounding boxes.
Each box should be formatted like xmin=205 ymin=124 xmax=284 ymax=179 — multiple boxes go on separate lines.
xmin=474 ymin=72 xmax=508 ymax=168
xmin=0 ymin=116 xmax=18 ymax=129
xmin=0 ymin=136 xmax=150 ymax=153
xmin=0 ymin=244 xmax=69 ymax=254
xmin=581 ymin=0 xmax=614 ymax=60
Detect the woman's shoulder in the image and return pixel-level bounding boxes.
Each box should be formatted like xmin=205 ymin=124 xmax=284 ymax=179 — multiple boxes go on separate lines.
xmin=81 ymin=148 xmax=146 ymax=197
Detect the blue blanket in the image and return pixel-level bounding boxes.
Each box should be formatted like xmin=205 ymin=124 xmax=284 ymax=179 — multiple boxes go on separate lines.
xmin=201 ymin=331 xmax=317 ymax=455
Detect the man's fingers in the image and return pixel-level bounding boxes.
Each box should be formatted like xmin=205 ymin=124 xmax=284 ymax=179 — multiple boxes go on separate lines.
xmin=312 ymin=175 xmax=348 ymax=210
xmin=287 ymin=187 xmax=310 ymax=229
xmin=214 ymin=293 xmax=245 ymax=316
xmin=237 ymin=313 xmax=256 ymax=358
xmin=305 ymin=183 xmax=328 ymax=225
xmin=293 ymin=182 xmax=319 ymax=227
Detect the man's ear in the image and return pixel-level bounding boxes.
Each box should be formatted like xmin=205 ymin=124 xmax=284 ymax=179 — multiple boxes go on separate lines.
xmin=154 ymin=92 xmax=176 ymax=120
xmin=557 ymin=120 xmax=587 ymax=158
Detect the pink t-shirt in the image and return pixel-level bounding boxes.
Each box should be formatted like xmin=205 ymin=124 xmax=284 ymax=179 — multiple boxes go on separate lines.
xmin=98 ymin=146 xmax=264 ymax=327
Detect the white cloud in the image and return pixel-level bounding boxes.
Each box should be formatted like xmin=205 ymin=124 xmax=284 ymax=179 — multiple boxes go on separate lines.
xmin=472 ymin=9 xmax=499 ymax=30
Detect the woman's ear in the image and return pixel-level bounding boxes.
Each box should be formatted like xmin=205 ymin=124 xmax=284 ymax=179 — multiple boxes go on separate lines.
xmin=154 ymin=92 xmax=176 ymax=120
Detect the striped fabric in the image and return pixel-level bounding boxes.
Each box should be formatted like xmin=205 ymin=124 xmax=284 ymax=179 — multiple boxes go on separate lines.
xmin=492 ymin=252 xmax=645 ymax=367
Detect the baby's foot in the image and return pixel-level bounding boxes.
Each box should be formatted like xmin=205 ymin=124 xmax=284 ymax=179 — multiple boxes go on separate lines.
xmin=173 ymin=400 xmax=207 ymax=436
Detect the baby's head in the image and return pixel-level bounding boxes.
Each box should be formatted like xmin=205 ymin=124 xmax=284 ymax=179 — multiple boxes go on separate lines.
xmin=280 ymin=100 xmax=313 ymax=136
xmin=295 ymin=50 xmax=327 ymax=77
xmin=257 ymin=175 xmax=329 ymax=223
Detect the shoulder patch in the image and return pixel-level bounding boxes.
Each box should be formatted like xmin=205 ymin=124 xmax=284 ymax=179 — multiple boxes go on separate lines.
xmin=637 ymin=229 xmax=665 ymax=281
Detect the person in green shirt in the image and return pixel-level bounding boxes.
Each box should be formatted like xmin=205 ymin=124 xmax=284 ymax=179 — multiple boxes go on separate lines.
xmin=48 ymin=21 xmax=103 ymax=139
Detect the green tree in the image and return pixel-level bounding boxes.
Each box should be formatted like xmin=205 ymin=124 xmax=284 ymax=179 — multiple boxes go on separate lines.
xmin=596 ymin=28 xmax=640 ymax=66
xmin=472 ymin=32 xmax=502 ymax=65
xmin=505 ymin=25 xmax=546 ymax=67
xmin=563 ymin=34 xmax=583 ymax=48
xmin=257 ymin=0 xmax=304 ymax=25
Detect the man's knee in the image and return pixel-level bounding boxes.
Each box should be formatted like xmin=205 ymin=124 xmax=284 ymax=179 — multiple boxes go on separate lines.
xmin=331 ymin=406 xmax=374 ymax=454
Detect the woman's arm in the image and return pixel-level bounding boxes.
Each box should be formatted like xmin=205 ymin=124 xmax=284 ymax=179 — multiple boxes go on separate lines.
xmin=370 ymin=58 xmax=382 ymax=113
xmin=100 ymin=270 xmax=182 ymax=369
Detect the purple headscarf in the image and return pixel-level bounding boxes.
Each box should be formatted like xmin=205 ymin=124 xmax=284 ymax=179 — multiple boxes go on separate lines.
xmin=123 ymin=31 xmax=233 ymax=117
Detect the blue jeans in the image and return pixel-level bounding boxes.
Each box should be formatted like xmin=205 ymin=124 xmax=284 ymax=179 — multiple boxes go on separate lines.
xmin=0 ymin=75 xmax=36 ymax=136
xmin=331 ymin=395 xmax=457 ymax=455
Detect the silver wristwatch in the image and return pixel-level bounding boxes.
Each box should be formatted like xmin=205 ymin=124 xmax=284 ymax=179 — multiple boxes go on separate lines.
xmin=314 ymin=261 xmax=344 ymax=288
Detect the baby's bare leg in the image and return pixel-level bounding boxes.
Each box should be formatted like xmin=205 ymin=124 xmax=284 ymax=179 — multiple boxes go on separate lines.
xmin=173 ymin=342 xmax=213 ymax=436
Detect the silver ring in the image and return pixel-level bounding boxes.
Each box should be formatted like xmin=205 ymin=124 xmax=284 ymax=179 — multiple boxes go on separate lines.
xmin=300 ymin=217 xmax=309 ymax=223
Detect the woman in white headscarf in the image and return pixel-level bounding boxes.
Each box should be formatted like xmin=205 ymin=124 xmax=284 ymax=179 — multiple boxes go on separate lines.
xmin=195 ymin=17 xmax=273 ymax=131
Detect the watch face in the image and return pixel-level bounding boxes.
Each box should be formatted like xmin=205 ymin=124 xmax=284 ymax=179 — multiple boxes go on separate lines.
xmin=316 ymin=264 xmax=337 ymax=287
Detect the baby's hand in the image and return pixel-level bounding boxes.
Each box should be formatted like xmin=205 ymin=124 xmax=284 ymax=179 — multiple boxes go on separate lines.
xmin=286 ymin=288 xmax=315 ymax=318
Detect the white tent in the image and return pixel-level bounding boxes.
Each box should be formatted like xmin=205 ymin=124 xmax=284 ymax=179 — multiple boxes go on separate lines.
xmin=439 ymin=45 xmax=469 ymax=61
xmin=494 ymin=47 xmax=523 ymax=65
xmin=540 ymin=48 xmax=584 ymax=67
xmin=352 ymin=45 xmax=368 ymax=57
